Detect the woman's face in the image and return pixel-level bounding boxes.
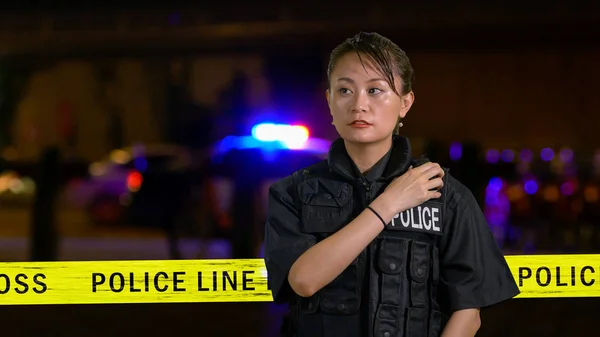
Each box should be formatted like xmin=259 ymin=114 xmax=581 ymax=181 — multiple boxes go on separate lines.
xmin=326 ymin=52 xmax=413 ymax=144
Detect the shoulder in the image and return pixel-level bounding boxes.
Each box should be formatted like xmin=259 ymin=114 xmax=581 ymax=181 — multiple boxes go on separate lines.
xmin=443 ymin=171 xmax=480 ymax=212
xmin=269 ymin=159 xmax=330 ymax=196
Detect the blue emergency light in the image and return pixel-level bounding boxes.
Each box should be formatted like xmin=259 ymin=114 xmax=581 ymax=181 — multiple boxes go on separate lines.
xmin=213 ymin=123 xmax=331 ymax=157
xmin=251 ymin=123 xmax=310 ymax=149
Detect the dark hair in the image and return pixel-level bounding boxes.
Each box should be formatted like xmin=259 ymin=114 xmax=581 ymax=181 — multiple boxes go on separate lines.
xmin=327 ymin=32 xmax=414 ymax=134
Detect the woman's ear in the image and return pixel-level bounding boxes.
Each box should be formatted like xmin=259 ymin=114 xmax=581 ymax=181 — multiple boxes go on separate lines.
xmin=399 ymin=91 xmax=415 ymax=119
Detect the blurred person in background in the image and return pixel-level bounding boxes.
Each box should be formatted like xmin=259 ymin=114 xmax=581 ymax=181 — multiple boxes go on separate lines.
xmin=456 ymin=142 xmax=487 ymax=208
xmin=30 ymin=146 xmax=62 ymax=261
xmin=215 ymin=70 xmax=252 ymax=140
xmin=264 ymin=32 xmax=519 ymax=337
xmin=579 ymin=168 xmax=600 ymax=252
xmin=215 ymin=72 xmax=259 ymax=258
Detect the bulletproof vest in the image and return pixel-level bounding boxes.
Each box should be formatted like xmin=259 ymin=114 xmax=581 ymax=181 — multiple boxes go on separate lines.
xmin=373 ymin=158 xmax=448 ymax=337
xmin=287 ymin=157 xmax=449 ymax=337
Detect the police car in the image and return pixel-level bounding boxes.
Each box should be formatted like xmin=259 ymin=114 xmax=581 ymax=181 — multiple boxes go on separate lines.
xmin=64 ymin=144 xmax=196 ymax=226
xmin=204 ymin=122 xmax=331 ymax=236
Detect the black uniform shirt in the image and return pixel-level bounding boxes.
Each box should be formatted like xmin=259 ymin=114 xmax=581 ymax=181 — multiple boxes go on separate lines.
xmin=264 ymin=136 xmax=520 ymax=337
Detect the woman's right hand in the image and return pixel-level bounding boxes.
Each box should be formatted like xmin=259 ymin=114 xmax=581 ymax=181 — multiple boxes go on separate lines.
xmin=379 ymin=162 xmax=445 ymax=216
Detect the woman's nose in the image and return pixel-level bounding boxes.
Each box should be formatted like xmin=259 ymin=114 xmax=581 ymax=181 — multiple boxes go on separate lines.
xmin=351 ymin=92 xmax=369 ymax=112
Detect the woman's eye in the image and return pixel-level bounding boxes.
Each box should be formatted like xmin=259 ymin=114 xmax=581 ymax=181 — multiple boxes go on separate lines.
xmin=369 ymin=88 xmax=382 ymax=94
xmin=339 ymin=88 xmax=351 ymax=94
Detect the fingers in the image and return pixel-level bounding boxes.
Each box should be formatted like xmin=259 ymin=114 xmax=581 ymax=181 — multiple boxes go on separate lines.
xmin=436 ymin=165 xmax=445 ymax=178
xmin=414 ymin=162 xmax=440 ymax=174
xmin=415 ymin=162 xmax=444 ymax=180
xmin=428 ymin=190 xmax=442 ymax=199
xmin=413 ymin=162 xmax=433 ymax=172
xmin=428 ymin=168 xmax=444 ymax=181
xmin=425 ymin=177 xmax=444 ymax=191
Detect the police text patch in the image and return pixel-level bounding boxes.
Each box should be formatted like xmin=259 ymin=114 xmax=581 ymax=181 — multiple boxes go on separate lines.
xmin=388 ymin=203 xmax=443 ymax=235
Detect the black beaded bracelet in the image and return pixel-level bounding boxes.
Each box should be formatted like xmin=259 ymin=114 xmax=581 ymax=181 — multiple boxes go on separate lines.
xmin=367 ymin=206 xmax=387 ymax=228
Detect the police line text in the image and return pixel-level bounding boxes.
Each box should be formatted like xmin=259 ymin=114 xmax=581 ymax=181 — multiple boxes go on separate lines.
xmin=0 ymin=273 xmax=47 ymax=294
xmin=518 ymin=266 xmax=598 ymax=287
xmin=91 ymin=270 xmax=260 ymax=293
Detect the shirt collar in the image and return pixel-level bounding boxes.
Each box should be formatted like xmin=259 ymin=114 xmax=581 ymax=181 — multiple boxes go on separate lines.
xmin=327 ymin=135 xmax=413 ymax=182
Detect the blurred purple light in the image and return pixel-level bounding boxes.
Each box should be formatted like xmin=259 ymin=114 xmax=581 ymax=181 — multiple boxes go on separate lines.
xmin=487 ymin=177 xmax=503 ymax=194
xmin=449 ymin=142 xmax=462 ymax=161
xmin=488 ymin=211 xmax=507 ymax=226
xmin=561 ymin=182 xmax=575 ymax=196
xmin=559 ymin=148 xmax=574 ymax=162
xmin=541 ymin=148 xmax=554 ymax=161
xmin=524 ymin=180 xmax=538 ymax=194
xmin=486 ymin=194 xmax=499 ymax=204
xmin=520 ymin=149 xmax=533 ymax=162
xmin=501 ymin=149 xmax=515 ymax=162
xmin=134 ymin=157 xmax=147 ymax=172
xmin=486 ymin=149 xmax=500 ymax=163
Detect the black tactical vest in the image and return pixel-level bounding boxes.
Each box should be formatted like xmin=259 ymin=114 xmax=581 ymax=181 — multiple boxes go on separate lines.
xmin=286 ymin=146 xmax=449 ymax=337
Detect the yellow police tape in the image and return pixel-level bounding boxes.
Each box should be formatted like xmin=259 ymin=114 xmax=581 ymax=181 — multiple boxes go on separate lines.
xmin=1 ymin=255 xmax=599 ymax=305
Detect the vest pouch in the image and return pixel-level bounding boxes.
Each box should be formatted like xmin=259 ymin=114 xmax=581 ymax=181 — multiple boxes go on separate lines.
xmin=318 ymin=276 xmax=361 ymax=315
xmin=409 ymin=241 xmax=431 ymax=308
xmin=428 ymin=310 xmax=442 ymax=337
xmin=296 ymin=294 xmax=324 ymax=337
xmin=375 ymin=238 xmax=409 ymax=337
xmin=374 ymin=303 xmax=404 ymax=337
xmin=405 ymin=307 xmax=428 ymax=337
xmin=318 ymin=253 xmax=362 ymax=315
xmin=299 ymin=179 xmax=353 ymax=234
xmin=300 ymin=294 xmax=320 ymax=314
xmin=431 ymin=247 xmax=439 ymax=285
xmin=377 ymin=238 xmax=408 ymax=275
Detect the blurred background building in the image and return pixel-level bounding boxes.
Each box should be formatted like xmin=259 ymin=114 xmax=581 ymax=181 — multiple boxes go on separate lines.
xmin=0 ymin=1 xmax=599 ymax=336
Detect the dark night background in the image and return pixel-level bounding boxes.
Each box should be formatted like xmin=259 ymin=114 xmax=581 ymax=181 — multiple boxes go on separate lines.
xmin=0 ymin=1 xmax=599 ymax=336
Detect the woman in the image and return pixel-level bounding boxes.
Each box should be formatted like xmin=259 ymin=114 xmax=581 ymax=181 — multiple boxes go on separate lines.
xmin=264 ymin=32 xmax=520 ymax=337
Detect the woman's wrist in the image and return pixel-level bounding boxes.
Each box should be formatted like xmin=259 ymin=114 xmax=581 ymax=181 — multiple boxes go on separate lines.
xmin=369 ymin=194 xmax=397 ymax=226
